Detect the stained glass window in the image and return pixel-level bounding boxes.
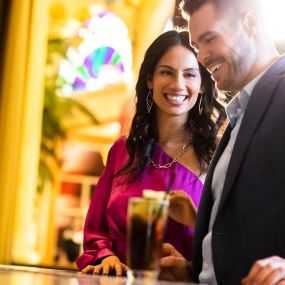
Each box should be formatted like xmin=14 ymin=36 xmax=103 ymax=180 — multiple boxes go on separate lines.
xmin=57 ymin=9 xmax=132 ymax=96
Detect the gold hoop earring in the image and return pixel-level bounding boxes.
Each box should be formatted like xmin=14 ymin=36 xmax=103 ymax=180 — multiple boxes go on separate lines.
xmin=146 ymin=89 xmax=153 ymax=114
xmin=198 ymin=94 xmax=203 ymax=116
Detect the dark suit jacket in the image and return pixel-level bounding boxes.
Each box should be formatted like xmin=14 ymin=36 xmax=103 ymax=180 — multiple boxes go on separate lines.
xmin=192 ymin=56 xmax=285 ymax=285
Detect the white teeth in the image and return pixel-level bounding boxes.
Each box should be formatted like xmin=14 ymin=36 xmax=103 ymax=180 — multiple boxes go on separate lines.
xmin=209 ymin=63 xmax=222 ymax=73
xmin=165 ymin=95 xmax=186 ymax=104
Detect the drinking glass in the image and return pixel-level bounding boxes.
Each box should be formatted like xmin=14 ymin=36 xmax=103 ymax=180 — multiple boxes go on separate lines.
xmin=126 ymin=197 xmax=169 ymax=282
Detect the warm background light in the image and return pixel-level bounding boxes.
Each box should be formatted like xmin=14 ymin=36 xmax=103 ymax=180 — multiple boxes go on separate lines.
xmin=260 ymin=0 xmax=285 ymax=41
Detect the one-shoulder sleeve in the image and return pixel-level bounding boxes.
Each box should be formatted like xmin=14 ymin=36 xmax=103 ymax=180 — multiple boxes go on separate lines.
xmin=76 ymin=138 xmax=124 ymax=270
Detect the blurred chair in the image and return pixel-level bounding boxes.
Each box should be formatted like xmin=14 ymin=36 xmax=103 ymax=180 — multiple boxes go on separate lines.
xmin=54 ymin=143 xmax=105 ymax=267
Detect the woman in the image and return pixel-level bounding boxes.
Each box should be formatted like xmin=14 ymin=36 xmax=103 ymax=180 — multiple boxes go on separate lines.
xmin=76 ymin=30 xmax=225 ymax=276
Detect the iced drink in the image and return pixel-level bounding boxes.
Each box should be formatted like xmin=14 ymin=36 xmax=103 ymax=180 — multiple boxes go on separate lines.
xmin=126 ymin=197 xmax=169 ymax=281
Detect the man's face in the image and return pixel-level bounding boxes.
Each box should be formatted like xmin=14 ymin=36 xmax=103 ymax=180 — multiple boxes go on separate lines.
xmin=189 ymin=3 xmax=255 ymax=92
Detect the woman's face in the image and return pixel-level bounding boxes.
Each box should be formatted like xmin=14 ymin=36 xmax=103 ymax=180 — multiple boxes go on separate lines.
xmin=148 ymin=44 xmax=202 ymax=120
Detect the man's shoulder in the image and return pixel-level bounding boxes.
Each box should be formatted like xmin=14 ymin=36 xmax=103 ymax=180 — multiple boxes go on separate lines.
xmin=265 ymin=55 xmax=285 ymax=77
xmin=254 ymin=56 xmax=285 ymax=94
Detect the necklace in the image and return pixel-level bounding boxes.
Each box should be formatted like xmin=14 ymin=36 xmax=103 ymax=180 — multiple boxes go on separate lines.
xmin=150 ymin=137 xmax=192 ymax=169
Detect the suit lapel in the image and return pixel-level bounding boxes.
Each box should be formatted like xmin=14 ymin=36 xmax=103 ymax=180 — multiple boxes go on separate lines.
xmin=196 ymin=124 xmax=232 ymax=227
xmin=193 ymin=123 xmax=232 ymax=275
xmin=217 ymin=56 xmax=285 ymax=214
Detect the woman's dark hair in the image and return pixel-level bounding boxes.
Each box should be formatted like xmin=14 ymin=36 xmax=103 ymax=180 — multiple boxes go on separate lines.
xmin=116 ymin=29 xmax=225 ymax=177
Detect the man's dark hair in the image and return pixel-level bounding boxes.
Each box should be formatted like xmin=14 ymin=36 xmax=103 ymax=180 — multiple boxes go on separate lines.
xmin=180 ymin=0 xmax=260 ymax=17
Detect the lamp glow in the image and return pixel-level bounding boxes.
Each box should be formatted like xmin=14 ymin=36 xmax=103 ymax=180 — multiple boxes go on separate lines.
xmin=260 ymin=0 xmax=285 ymax=41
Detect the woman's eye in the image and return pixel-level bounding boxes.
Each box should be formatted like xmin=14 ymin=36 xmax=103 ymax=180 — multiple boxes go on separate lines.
xmin=160 ymin=70 xmax=172 ymax=75
xmin=184 ymin=72 xmax=197 ymax=78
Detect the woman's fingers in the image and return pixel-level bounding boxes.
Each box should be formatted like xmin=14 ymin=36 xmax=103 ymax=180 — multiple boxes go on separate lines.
xmin=82 ymin=265 xmax=103 ymax=274
xmin=122 ymin=263 xmax=129 ymax=273
xmin=82 ymin=265 xmax=96 ymax=273
xmin=82 ymin=263 xmax=128 ymax=276
xmin=114 ymin=263 xmax=122 ymax=276
xmin=81 ymin=256 xmax=128 ymax=276
xmin=115 ymin=263 xmax=126 ymax=276
xmin=101 ymin=263 xmax=111 ymax=275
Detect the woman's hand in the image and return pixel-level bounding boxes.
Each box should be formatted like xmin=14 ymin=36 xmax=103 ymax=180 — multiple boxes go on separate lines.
xmin=82 ymin=255 xmax=128 ymax=276
xmin=168 ymin=190 xmax=197 ymax=227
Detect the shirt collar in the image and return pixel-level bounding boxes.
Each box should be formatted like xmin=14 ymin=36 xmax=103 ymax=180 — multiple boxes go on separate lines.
xmin=225 ymin=69 xmax=267 ymax=126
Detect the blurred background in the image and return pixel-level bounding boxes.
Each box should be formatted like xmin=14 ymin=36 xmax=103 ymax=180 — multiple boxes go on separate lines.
xmin=0 ymin=0 xmax=284 ymax=270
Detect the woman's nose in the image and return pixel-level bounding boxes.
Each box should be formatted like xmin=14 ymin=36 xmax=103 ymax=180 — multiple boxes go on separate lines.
xmin=171 ymin=74 xmax=185 ymax=89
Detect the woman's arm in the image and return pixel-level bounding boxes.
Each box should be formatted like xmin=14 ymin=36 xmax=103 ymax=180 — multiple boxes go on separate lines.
xmin=76 ymin=139 xmax=127 ymax=275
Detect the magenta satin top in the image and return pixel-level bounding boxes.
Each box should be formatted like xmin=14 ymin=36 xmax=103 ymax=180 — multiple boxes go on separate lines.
xmin=76 ymin=136 xmax=203 ymax=270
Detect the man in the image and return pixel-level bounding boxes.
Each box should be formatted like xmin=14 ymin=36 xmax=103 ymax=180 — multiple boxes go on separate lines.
xmin=160 ymin=0 xmax=285 ymax=284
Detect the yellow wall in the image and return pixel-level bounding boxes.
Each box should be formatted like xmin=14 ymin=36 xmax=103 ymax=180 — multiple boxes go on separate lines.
xmin=0 ymin=0 xmax=50 ymax=264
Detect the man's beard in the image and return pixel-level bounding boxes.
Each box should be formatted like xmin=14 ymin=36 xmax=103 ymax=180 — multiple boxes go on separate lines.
xmin=217 ymin=51 xmax=253 ymax=92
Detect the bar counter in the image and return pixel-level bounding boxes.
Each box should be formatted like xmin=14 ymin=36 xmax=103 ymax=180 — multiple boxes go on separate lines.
xmin=0 ymin=265 xmax=201 ymax=285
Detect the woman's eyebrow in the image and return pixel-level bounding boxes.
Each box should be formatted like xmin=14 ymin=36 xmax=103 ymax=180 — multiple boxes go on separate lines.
xmin=158 ymin=65 xmax=199 ymax=71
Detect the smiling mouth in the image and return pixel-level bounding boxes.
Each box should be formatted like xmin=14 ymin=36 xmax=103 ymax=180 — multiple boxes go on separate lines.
xmin=208 ymin=63 xmax=223 ymax=74
xmin=164 ymin=93 xmax=189 ymax=104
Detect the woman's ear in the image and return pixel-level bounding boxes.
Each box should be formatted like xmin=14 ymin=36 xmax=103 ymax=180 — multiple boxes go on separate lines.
xmin=147 ymin=75 xmax=153 ymax=89
xmin=199 ymin=85 xmax=205 ymax=94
